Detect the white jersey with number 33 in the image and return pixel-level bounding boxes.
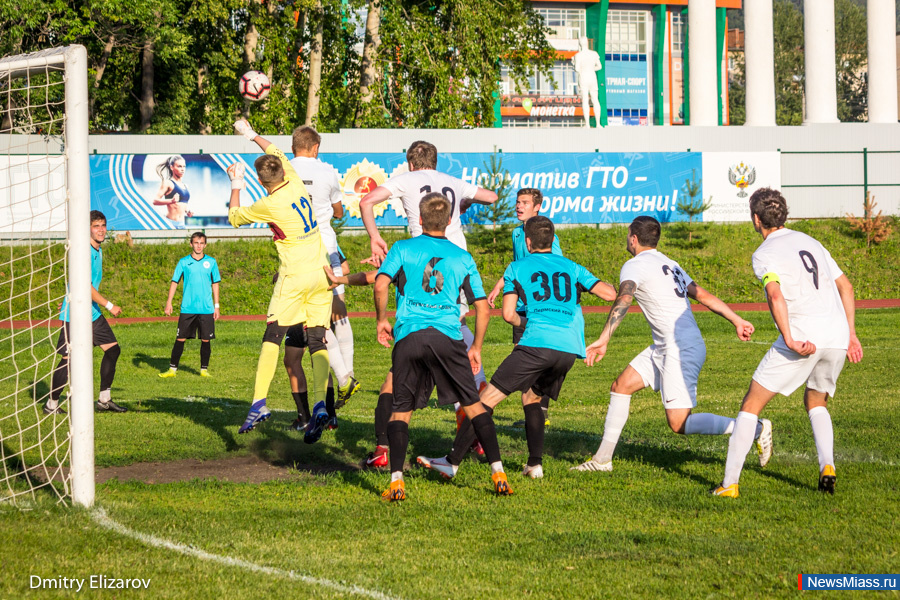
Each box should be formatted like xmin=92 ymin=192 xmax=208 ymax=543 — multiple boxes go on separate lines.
xmin=619 ymin=249 xmax=704 ymax=350
xmin=752 ymin=228 xmax=849 ymax=350
xmin=381 ymin=170 xmax=478 ymax=250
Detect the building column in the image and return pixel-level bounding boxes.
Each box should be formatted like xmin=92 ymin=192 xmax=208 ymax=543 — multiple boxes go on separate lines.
xmin=688 ymin=0 xmax=718 ymax=125
xmin=744 ymin=0 xmax=776 ymax=125
xmin=652 ymin=4 xmax=666 ymax=126
xmin=867 ymin=0 xmax=898 ymax=123
xmin=803 ymin=0 xmax=839 ymax=124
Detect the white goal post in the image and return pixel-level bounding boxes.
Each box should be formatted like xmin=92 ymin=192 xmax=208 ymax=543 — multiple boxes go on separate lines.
xmin=0 ymin=45 xmax=93 ymax=507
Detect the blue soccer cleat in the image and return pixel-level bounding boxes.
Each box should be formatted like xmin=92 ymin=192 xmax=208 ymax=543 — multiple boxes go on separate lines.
xmin=239 ymin=399 xmax=271 ymax=434
xmin=304 ymin=401 xmax=330 ymax=444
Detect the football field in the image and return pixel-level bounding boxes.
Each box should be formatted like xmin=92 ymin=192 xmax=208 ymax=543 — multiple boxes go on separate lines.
xmin=2 ymin=309 xmax=898 ymax=599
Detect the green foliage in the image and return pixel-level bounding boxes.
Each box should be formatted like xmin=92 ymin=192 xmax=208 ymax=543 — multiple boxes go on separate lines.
xmin=466 ymin=153 xmax=517 ymax=247
xmin=676 ymin=170 xmax=712 ymax=243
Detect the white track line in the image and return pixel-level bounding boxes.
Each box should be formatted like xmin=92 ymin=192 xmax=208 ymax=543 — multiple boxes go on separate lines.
xmin=90 ymin=507 xmax=403 ymax=600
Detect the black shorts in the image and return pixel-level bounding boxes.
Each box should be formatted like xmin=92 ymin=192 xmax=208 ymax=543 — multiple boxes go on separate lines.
xmin=55 ymin=316 xmax=117 ymax=357
xmin=391 ymin=328 xmax=478 ymax=413
xmin=490 ymin=345 xmax=577 ymax=401
xmin=512 ymin=313 xmax=528 ymax=345
xmin=176 ymin=313 xmax=215 ymax=340
xmin=284 ymin=323 xmax=308 ymax=348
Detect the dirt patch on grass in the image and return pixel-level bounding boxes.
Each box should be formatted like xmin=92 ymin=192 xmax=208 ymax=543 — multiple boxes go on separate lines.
xmin=97 ymin=455 xmax=358 ymax=485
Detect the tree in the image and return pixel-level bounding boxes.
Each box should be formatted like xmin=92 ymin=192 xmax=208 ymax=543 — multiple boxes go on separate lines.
xmin=677 ymin=169 xmax=712 ymax=243
xmin=468 ymin=153 xmax=516 ymax=245
xmin=847 ymin=192 xmax=892 ymax=249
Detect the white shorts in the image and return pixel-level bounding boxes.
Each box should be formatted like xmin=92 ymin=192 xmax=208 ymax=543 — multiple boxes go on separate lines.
xmin=752 ymin=337 xmax=846 ymax=397
xmin=629 ymin=343 xmax=706 ymax=410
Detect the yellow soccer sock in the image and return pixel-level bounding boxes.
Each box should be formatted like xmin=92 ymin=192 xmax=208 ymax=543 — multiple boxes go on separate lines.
xmin=252 ymin=342 xmax=281 ymax=401
xmin=310 ymin=349 xmax=330 ymax=405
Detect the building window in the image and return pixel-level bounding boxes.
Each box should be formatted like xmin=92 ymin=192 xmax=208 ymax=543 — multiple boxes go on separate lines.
xmin=671 ymin=12 xmax=686 ymax=54
xmin=606 ymin=9 xmax=648 ymax=55
xmin=534 ymin=8 xmax=586 ymax=41
xmin=500 ymin=61 xmax=578 ymax=96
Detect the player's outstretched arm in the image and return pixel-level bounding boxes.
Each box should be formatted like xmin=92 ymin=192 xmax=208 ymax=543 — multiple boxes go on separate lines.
xmin=469 ymin=187 xmax=499 ymax=207
xmin=687 ymin=282 xmax=754 ymax=341
xmin=373 ymin=273 xmax=393 ymax=348
xmin=835 ymin=274 xmax=863 ymax=363
xmin=323 ymin=265 xmax=377 ymax=288
xmin=164 ymin=281 xmax=178 ymax=316
xmin=589 ymin=280 xmax=617 ymax=302
xmin=359 ymin=186 xmax=392 ymax=265
xmin=585 ymin=280 xmax=635 ymax=366
xmin=487 ymin=278 xmax=505 ymax=308
xmin=764 ymin=281 xmax=816 ymax=356
xmin=234 ymin=119 xmax=271 ymax=152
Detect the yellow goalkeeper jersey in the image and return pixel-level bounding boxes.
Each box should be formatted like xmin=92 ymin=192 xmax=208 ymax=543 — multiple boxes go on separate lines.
xmin=228 ymin=145 xmax=327 ymax=275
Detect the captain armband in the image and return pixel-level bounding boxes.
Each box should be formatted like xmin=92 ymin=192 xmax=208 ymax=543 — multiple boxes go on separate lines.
xmin=761 ymin=272 xmax=781 ymax=287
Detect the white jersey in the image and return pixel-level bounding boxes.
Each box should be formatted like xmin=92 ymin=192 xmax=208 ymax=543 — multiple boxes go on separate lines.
xmin=752 ymin=228 xmax=849 ymax=350
xmin=289 ymin=156 xmax=342 ymax=254
xmin=381 ymin=169 xmax=477 ymax=250
xmin=619 ymin=249 xmax=704 ymax=350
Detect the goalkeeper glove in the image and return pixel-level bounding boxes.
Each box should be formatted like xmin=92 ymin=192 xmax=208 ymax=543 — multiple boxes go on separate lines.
xmin=233 ymin=119 xmax=258 ymax=141
xmin=227 ymin=163 xmax=246 ymax=190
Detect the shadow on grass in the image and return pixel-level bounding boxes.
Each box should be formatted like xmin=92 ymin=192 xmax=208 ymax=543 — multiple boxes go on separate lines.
xmin=132 ymin=352 xmax=199 ymax=376
xmin=664 ymin=223 xmax=711 ymax=251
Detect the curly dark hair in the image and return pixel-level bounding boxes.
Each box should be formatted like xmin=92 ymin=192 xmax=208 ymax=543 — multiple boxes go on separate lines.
xmin=749 ymin=187 xmax=789 ymax=229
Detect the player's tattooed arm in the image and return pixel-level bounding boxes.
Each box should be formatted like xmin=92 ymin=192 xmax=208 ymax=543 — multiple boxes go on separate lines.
xmin=585 ymin=280 xmax=634 ymax=366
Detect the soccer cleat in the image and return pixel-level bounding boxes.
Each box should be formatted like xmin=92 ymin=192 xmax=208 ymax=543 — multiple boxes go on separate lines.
xmin=238 ymin=400 xmax=270 ymax=433
xmin=326 ymin=415 xmax=338 ymax=430
xmin=200 ymin=369 xmax=211 ymax=378
xmin=381 ymin=479 xmax=405 ymax=502
xmin=471 ymin=440 xmax=484 ymax=456
xmin=522 ymin=464 xmax=544 ymax=479
xmin=571 ymin=458 xmax=613 ymax=472
xmin=158 ymin=369 xmax=177 ymax=378
xmin=416 ymin=455 xmax=457 ymax=480
xmin=334 ymin=376 xmax=361 ymax=410
xmin=491 ymin=471 xmax=513 ymax=495
xmin=288 ymin=417 xmax=308 ymax=432
xmin=455 ymin=405 xmax=466 ymax=430
xmin=96 ymin=400 xmax=127 ymax=413
xmin=818 ymin=465 xmax=836 ymax=495
xmin=711 ymin=483 xmax=740 ymax=498
xmin=303 ymin=401 xmax=329 ymax=444
xmin=365 ymin=445 xmax=389 ymax=468
xmin=756 ymin=418 xmax=773 ymax=467
xmin=42 ymin=403 xmax=66 ymax=416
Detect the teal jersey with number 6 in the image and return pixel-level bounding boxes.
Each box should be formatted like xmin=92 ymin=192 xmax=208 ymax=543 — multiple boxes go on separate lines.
xmin=378 ymin=234 xmax=486 ymax=343
xmin=503 ymin=252 xmax=599 ymax=357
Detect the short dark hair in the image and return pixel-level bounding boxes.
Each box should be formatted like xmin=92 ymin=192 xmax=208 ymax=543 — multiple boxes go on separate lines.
xmin=406 ymin=141 xmax=438 ymax=170
xmin=254 ymin=155 xmax=285 ymax=187
xmin=749 ymin=187 xmax=789 ymax=229
xmin=524 ymin=216 xmax=555 ymax=250
xmin=90 ymin=210 xmax=106 ymax=225
xmin=420 ymin=192 xmax=451 ymax=232
xmin=517 ymin=187 xmax=543 ymax=206
xmin=629 ymin=216 xmax=661 ymax=247
xmin=291 ymin=125 xmax=321 ymax=154
xmin=190 ymin=232 xmax=206 ymax=243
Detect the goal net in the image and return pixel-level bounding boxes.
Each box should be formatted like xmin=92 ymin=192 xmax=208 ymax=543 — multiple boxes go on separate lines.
xmin=0 ymin=46 xmax=94 ymax=507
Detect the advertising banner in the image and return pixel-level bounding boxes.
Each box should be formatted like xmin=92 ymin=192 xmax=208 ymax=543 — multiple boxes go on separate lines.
xmin=701 ymin=152 xmax=783 ymax=222
xmin=605 ymin=57 xmax=649 ymax=111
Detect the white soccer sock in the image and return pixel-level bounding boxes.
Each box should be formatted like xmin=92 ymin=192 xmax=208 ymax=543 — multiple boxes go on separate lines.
xmin=333 ymin=316 xmax=355 ymax=377
xmin=808 ymin=405 xmax=835 ymax=471
xmin=490 ymin=461 xmax=504 ymax=474
xmin=46 ymin=398 xmax=59 ymax=410
xmin=722 ymin=411 xmax=759 ymax=487
xmin=684 ymin=413 xmax=735 ymax=435
xmin=98 ymin=389 xmax=111 ymax=404
xmin=391 ymin=471 xmax=404 ymax=482
xmin=594 ymin=393 xmax=631 ymax=463
xmin=324 ymin=329 xmax=350 ymax=387
xmin=460 ymin=322 xmax=486 ymax=386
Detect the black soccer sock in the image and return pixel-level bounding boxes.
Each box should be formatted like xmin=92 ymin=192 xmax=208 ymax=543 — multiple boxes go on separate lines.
xmin=326 ymin=386 xmax=336 ymax=418
xmin=100 ymin=344 xmax=120 ymax=391
xmin=292 ymin=391 xmax=310 ymax=422
xmin=524 ymin=403 xmax=545 ymax=467
xmin=471 ymin=412 xmax=503 ymax=465
xmin=448 ymin=405 xmax=493 ymax=466
xmin=540 ymin=395 xmax=550 ymax=410
xmin=169 ymin=340 xmax=184 ymax=369
xmin=386 ymin=420 xmax=409 ymax=473
xmin=375 ymin=393 xmax=392 ymax=446
xmin=50 ymin=358 xmax=69 ymax=401
xmin=200 ymin=341 xmax=211 ymax=369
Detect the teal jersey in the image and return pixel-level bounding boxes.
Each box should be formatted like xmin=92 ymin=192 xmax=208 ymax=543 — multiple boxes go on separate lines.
xmin=511 ymin=224 xmax=563 ymax=312
xmin=378 ymin=234 xmax=486 ymax=343
xmin=172 ymin=254 xmax=221 ymax=315
xmin=60 ymin=245 xmax=103 ymax=323
xmin=502 ymin=252 xmax=599 ymax=357
xmin=511 ymin=224 xmax=563 ymax=261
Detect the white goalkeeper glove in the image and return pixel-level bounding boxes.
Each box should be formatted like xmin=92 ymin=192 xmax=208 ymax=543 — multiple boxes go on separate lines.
xmin=233 ymin=119 xmax=258 ymax=141
xmin=227 ymin=163 xmax=246 ymax=190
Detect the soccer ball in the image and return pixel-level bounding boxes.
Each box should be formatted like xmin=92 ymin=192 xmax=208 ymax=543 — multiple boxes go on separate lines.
xmin=239 ymin=71 xmax=271 ymax=102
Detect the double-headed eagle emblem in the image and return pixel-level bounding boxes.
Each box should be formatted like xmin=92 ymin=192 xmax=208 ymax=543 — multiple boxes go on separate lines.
xmin=728 ymin=162 xmax=756 ymax=198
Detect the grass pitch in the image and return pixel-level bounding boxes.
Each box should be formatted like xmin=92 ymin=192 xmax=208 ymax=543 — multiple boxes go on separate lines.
xmin=2 ymin=310 xmax=899 ymax=598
